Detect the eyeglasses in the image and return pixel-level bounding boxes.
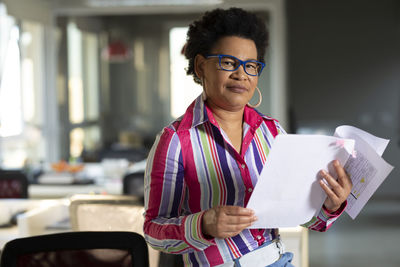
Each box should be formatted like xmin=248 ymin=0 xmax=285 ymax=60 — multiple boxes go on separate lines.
xmin=206 ymin=54 xmax=265 ymax=76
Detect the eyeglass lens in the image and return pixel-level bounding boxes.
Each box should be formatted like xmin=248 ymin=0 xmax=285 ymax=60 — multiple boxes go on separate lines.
xmin=219 ymin=56 xmax=262 ymax=76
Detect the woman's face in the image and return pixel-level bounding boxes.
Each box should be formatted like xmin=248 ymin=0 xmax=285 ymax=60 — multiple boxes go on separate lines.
xmin=197 ymin=36 xmax=259 ymax=112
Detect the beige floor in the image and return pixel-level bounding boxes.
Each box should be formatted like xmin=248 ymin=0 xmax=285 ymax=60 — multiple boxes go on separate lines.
xmin=308 ymin=198 xmax=400 ymax=267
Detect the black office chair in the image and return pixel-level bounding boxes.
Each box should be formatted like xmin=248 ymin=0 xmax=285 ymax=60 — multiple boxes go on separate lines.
xmin=0 ymin=170 xmax=28 ymax=198
xmin=0 ymin=231 xmax=149 ymax=267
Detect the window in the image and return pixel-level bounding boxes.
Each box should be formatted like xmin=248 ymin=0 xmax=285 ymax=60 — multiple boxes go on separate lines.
xmin=0 ymin=4 xmax=46 ymax=168
xmin=0 ymin=23 xmax=22 ymax=138
xmin=67 ymin=21 xmax=101 ymax=158
xmin=169 ymin=27 xmax=202 ymax=119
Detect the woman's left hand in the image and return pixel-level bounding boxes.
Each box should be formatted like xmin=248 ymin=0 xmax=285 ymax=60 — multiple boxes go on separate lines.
xmin=319 ymin=160 xmax=353 ymax=213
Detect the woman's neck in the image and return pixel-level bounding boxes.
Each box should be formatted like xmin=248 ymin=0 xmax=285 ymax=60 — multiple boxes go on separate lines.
xmin=212 ymin=108 xmax=244 ymax=130
xmin=206 ymin=100 xmax=245 ymax=126
xmin=207 ymin=101 xmax=245 ymax=153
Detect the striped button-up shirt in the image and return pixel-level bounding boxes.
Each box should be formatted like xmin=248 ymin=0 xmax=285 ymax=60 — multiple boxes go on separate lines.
xmin=144 ymin=95 xmax=345 ymax=266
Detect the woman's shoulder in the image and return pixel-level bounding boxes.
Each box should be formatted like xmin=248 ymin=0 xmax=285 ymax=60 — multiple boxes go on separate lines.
xmin=248 ymin=107 xmax=282 ymax=130
xmin=250 ymin=107 xmax=279 ymax=123
xmin=166 ymin=114 xmax=188 ymax=132
xmin=156 ymin=115 xmax=188 ymax=141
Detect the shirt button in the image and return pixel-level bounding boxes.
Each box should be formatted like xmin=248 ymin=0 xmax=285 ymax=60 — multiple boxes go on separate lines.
xmin=256 ymin=235 xmax=262 ymax=240
xmin=241 ymin=164 xmax=245 ymax=169
xmin=248 ymin=188 xmax=253 ymax=193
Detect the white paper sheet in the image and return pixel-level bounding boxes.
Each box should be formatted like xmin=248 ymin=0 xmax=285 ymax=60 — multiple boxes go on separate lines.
xmin=246 ymin=134 xmax=355 ymax=228
xmin=334 ymin=125 xmax=394 ymax=219
xmin=334 ymin=125 xmax=389 ymax=157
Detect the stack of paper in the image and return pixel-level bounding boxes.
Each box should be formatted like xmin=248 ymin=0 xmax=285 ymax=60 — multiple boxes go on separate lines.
xmin=334 ymin=125 xmax=393 ymax=219
xmin=246 ymin=125 xmax=393 ymax=228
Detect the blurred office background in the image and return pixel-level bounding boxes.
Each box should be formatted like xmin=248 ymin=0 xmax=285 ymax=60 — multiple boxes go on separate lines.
xmin=0 ymin=0 xmax=399 ymax=266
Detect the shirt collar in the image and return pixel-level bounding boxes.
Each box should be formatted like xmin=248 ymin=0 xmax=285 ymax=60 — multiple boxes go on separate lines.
xmin=176 ymin=94 xmax=275 ymax=132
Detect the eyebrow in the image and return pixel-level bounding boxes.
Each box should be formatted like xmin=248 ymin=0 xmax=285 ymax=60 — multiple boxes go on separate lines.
xmin=211 ymin=53 xmax=259 ymax=61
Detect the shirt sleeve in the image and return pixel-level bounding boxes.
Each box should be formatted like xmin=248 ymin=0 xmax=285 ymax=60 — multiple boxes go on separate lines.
xmin=302 ymin=201 xmax=347 ymax=232
xmin=143 ymin=128 xmax=215 ymax=254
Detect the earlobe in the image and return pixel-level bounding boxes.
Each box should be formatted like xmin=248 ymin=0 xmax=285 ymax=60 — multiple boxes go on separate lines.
xmin=194 ymin=54 xmax=205 ymax=80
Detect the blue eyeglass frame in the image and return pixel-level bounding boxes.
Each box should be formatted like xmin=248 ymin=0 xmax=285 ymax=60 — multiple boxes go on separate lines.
xmin=205 ymin=54 xmax=265 ymax=76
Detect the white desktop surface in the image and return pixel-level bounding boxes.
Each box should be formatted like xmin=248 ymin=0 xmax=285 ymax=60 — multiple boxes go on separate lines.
xmin=0 ymin=199 xmax=70 ymax=249
xmin=29 ymin=181 xmax=122 ymax=199
xmin=0 ymin=225 xmax=18 ymax=250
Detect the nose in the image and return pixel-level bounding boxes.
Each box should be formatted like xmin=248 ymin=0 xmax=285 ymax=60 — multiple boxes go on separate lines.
xmin=231 ymin=63 xmax=248 ymax=80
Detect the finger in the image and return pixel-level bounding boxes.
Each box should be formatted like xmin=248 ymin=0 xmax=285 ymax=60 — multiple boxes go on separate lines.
xmin=223 ymin=206 xmax=255 ymax=216
xmin=215 ymin=208 xmax=257 ymax=224
xmin=320 ymin=170 xmax=341 ymax=193
xmin=219 ymin=221 xmax=255 ymax=232
xmin=213 ymin=220 xmax=251 ymax=237
xmin=217 ymin=221 xmax=255 ymax=237
xmin=221 ymin=214 xmax=258 ymax=225
xmin=332 ymin=161 xmax=353 ymax=192
xmin=332 ymin=160 xmax=349 ymax=186
xmin=319 ymin=179 xmax=339 ymax=202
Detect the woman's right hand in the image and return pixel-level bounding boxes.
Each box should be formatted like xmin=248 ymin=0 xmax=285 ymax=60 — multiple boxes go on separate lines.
xmin=201 ymin=206 xmax=257 ymax=239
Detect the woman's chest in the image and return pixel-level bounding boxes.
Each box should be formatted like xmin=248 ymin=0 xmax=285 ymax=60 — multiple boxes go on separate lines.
xmin=180 ymin=124 xmax=274 ymax=205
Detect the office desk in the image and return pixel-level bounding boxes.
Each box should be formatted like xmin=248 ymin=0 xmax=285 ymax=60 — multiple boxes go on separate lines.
xmin=29 ymin=181 xmax=122 ymax=199
xmin=0 ymin=197 xmax=159 ymax=267
xmin=0 ymin=199 xmax=70 ymax=249
xmin=0 ymin=225 xmax=18 ymax=250
xmin=28 ymin=160 xmax=145 ymax=199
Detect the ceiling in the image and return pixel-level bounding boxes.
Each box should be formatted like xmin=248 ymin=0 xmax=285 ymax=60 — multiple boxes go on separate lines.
xmin=50 ymin=0 xmax=273 ymax=16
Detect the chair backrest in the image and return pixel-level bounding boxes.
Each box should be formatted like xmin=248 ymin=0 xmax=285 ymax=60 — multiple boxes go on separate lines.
xmin=69 ymin=194 xmax=143 ymax=233
xmin=68 ymin=194 xmax=160 ymax=267
xmin=0 ymin=231 xmax=149 ymax=267
xmin=0 ymin=171 xmax=28 ymax=198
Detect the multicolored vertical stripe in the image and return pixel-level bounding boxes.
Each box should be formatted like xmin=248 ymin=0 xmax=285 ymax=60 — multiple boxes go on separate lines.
xmin=144 ymin=95 xmax=345 ymax=266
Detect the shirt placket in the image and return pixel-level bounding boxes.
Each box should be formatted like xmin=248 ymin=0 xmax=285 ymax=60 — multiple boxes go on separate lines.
xmin=241 ymin=119 xmax=267 ymax=246
xmin=206 ymin=106 xmax=268 ymax=246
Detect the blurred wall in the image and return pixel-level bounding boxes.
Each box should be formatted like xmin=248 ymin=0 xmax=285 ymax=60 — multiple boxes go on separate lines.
xmin=287 ymin=0 xmax=400 ymax=197
xmin=95 ymin=12 xmax=272 ymax=148
xmin=55 ymin=7 xmax=274 ymax=159
xmin=101 ymin=15 xmax=191 ymax=146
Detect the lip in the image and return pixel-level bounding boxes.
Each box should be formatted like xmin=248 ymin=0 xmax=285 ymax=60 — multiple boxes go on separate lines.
xmin=226 ymin=84 xmax=248 ymax=93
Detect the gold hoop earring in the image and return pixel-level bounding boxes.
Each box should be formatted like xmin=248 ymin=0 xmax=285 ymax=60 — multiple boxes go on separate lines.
xmin=247 ymin=87 xmax=262 ymax=108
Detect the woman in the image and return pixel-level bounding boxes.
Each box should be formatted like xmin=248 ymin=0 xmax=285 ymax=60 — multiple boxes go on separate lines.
xmin=144 ymin=8 xmax=352 ymax=267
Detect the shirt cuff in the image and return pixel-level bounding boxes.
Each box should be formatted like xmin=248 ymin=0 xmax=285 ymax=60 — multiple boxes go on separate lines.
xmin=182 ymin=211 xmax=216 ymax=251
xmin=319 ymin=200 xmax=347 ymax=229
xmin=322 ymin=201 xmax=348 ymax=218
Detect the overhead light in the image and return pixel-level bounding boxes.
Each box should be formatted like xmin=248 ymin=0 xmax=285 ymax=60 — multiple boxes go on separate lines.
xmin=85 ymin=0 xmax=223 ymax=7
